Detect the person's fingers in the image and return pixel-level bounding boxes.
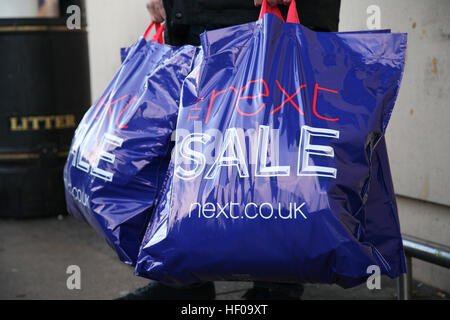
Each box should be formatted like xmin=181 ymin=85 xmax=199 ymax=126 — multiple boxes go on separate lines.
xmin=160 ymin=5 xmax=167 ymax=20
xmin=254 ymin=0 xmax=263 ymax=6
xmin=155 ymin=0 xmax=166 ymax=21
xmin=146 ymin=0 xmax=165 ymax=23
xmin=152 ymin=3 xmax=164 ymax=23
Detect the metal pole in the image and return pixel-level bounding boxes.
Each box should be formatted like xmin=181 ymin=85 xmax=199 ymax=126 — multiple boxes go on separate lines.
xmin=402 ymin=238 xmax=450 ymax=269
xmin=397 ymin=255 xmax=412 ymax=300
xmin=396 ymin=236 xmax=450 ymax=300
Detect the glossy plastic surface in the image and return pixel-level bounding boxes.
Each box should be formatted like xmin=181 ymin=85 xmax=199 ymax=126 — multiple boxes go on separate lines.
xmin=135 ymin=13 xmax=407 ymax=287
xmin=63 ymin=36 xmax=197 ymax=265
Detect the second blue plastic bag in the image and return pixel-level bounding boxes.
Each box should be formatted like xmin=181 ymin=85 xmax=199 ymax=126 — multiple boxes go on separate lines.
xmin=63 ymin=23 xmax=198 ymax=265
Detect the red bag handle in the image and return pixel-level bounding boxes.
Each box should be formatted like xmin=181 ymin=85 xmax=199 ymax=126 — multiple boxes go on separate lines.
xmin=258 ymin=0 xmax=300 ymax=24
xmin=258 ymin=0 xmax=284 ymax=21
xmin=143 ymin=21 xmax=165 ymax=44
xmin=286 ymin=0 xmax=300 ymax=24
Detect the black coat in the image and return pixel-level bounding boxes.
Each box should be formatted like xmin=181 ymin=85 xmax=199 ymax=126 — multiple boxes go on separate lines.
xmin=162 ymin=0 xmax=341 ymax=45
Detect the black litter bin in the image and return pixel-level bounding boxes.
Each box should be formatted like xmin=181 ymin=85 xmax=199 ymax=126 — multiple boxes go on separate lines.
xmin=0 ymin=1 xmax=91 ymax=218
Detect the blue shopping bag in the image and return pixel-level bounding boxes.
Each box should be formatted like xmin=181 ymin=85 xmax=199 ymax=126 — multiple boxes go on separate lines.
xmin=135 ymin=0 xmax=407 ymax=287
xmin=63 ymin=22 xmax=198 ymax=265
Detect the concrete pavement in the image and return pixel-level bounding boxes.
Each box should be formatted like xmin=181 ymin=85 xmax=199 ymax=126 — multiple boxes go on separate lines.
xmin=0 ymin=215 xmax=447 ymax=300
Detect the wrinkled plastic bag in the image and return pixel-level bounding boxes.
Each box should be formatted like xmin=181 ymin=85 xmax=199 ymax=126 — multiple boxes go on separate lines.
xmin=63 ymin=22 xmax=198 ymax=265
xmin=135 ymin=1 xmax=407 ymax=287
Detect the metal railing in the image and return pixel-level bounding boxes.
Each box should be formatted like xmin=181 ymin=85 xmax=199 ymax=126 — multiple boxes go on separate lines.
xmin=397 ymin=235 xmax=450 ymax=300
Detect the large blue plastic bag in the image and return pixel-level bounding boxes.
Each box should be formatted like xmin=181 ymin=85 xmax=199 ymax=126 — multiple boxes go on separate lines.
xmin=134 ymin=0 xmax=407 ymax=287
xmin=63 ymin=22 xmax=198 ymax=265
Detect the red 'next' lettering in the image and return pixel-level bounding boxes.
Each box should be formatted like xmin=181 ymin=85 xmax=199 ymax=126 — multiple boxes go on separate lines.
xmin=312 ymin=83 xmax=339 ymax=121
xmin=188 ymin=79 xmax=340 ymax=123
xmin=93 ymin=90 xmax=138 ymax=129
xmin=205 ymin=87 xmax=237 ymax=124
xmin=235 ymin=79 xmax=269 ymax=117
xmin=90 ymin=79 xmax=341 ymax=130
xmin=272 ymin=80 xmax=306 ymax=115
